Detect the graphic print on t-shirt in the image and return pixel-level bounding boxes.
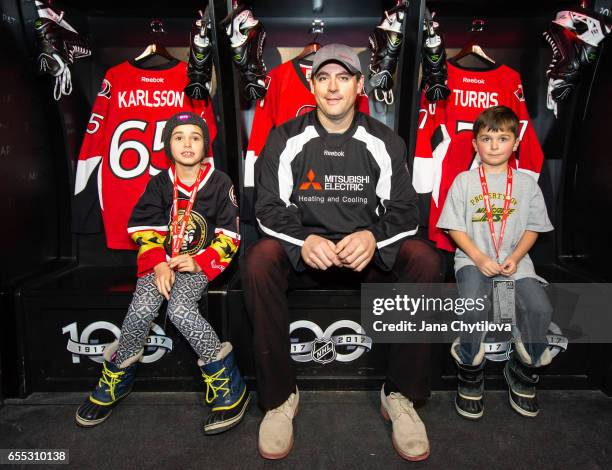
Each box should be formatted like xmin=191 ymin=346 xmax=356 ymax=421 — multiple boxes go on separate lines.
xmin=469 ymin=192 xmax=518 ymax=223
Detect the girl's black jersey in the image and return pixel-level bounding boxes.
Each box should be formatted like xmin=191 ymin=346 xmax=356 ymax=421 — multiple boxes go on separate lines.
xmin=127 ymin=164 xmax=240 ymax=281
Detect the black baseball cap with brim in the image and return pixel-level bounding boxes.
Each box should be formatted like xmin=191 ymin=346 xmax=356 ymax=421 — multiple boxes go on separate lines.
xmin=311 ymin=43 xmax=362 ymax=76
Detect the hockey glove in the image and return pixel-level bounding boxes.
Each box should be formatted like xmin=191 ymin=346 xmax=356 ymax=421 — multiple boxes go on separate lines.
xmin=185 ymin=8 xmax=214 ymax=102
xmin=420 ymin=17 xmax=450 ymax=102
xmin=543 ymin=7 xmax=611 ymax=116
xmin=34 ymin=0 xmax=90 ymax=101
xmin=368 ymin=1 xmax=408 ymax=105
xmin=221 ymin=3 xmax=268 ymax=101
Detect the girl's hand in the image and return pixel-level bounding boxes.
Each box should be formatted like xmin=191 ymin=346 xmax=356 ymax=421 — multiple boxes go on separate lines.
xmin=153 ymin=262 xmax=175 ymax=300
xmin=169 ymin=254 xmax=202 ymax=273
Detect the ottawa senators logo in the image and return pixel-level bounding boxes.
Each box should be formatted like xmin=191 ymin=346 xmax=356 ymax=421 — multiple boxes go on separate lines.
xmin=98 ymin=79 xmax=112 ymax=100
xmin=229 ymin=185 xmax=238 ymax=207
xmin=514 ymin=84 xmax=525 ymax=102
xmin=296 ymin=104 xmax=316 ymax=117
xmin=166 ymin=205 xmax=208 ymax=256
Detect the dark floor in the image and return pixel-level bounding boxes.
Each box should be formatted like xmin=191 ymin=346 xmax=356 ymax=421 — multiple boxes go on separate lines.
xmin=1 ymin=390 xmax=611 ymax=470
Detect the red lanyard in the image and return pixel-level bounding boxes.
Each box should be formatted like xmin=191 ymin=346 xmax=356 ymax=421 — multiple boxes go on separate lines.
xmin=171 ymin=165 xmax=206 ymax=258
xmin=478 ymin=165 xmax=513 ymax=263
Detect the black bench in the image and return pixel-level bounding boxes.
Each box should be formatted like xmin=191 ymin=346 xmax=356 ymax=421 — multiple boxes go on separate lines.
xmin=226 ymin=261 xmax=609 ymax=393
xmin=10 ymin=260 xmax=611 ymax=397
xmin=12 ymin=263 xmax=235 ymax=397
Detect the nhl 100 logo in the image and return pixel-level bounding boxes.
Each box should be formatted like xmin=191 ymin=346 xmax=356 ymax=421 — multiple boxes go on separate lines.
xmin=62 ymin=321 xmax=173 ymax=364
xmin=288 ymin=320 xmax=567 ymax=364
xmin=289 ymin=320 xmax=373 ymax=364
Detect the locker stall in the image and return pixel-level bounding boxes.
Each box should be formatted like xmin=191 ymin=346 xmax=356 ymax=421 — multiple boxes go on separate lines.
xmin=0 ymin=0 xmax=610 ymax=401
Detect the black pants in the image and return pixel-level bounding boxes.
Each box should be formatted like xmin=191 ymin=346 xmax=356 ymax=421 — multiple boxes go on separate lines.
xmin=242 ymin=237 xmax=444 ymax=410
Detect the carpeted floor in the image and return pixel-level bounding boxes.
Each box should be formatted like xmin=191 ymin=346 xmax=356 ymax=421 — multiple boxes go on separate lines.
xmin=1 ymin=390 xmax=611 ymax=469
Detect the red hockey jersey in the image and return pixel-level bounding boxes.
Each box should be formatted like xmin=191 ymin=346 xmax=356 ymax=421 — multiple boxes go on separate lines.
xmin=73 ymin=60 xmax=217 ymax=250
xmin=413 ymin=61 xmax=544 ymax=252
xmin=245 ymin=57 xmax=370 ymax=187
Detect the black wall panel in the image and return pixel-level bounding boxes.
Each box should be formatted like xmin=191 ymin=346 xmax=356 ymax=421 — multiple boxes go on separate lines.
xmin=560 ymin=42 xmax=611 ymax=280
xmin=0 ymin=0 xmax=71 ymax=285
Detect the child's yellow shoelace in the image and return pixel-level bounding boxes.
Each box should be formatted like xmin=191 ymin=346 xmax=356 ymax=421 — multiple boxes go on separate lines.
xmin=202 ymin=368 xmax=230 ymax=404
xmin=99 ymin=363 xmax=126 ymax=402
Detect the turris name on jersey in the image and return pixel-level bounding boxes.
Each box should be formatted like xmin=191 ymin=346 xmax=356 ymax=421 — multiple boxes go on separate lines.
xmin=412 ymin=61 xmax=544 ymax=252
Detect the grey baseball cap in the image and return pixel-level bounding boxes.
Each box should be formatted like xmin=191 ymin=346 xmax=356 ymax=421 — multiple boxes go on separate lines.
xmin=311 ymin=43 xmax=362 ymax=75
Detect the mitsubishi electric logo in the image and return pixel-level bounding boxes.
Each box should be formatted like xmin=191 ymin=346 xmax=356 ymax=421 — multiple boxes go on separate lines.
xmin=299 ymin=170 xmax=370 ymax=192
xmin=299 ymin=169 xmax=323 ymax=190
xmin=324 ymin=175 xmax=369 ymax=191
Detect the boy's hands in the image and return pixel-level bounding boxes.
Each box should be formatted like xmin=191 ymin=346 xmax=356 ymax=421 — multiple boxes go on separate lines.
xmin=472 ymin=253 xmax=518 ymax=277
xmin=154 ymin=262 xmax=175 ymax=300
xmin=500 ymin=256 xmax=518 ymax=276
xmin=169 ymin=254 xmax=202 ymax=273
xmin=474 ymin=253 xmax=502 ymax=277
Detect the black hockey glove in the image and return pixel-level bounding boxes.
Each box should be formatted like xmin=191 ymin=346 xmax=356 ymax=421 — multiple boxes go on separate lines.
xmin=367 ymin=1 xmax=408 ymax=105
xmin=33 ymin=0 xmax=90 ymax=101
xmin=185 ymin=8 xmax=214 ymax=102
xmin=420 ymin=18 xmax=450 ymax=102
xmin=221 ymin=3 xmax=268 ymax=101
xmin=543 ymin=7 xmax=611 ymax=116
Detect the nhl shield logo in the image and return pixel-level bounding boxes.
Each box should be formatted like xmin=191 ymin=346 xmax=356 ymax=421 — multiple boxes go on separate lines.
xmin=311 ymin=338 xmax=337 ymax=364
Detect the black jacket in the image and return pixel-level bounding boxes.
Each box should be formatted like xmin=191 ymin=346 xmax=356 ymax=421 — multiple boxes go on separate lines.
xmin=255 ymin=111 xmax=419 ymax=270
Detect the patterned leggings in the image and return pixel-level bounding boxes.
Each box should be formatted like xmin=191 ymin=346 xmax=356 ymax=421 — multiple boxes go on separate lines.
xmin=114 ymin=272 xmax=221 ymax=366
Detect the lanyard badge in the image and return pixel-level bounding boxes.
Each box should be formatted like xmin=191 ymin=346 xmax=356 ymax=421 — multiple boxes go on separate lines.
xmin=478 ymin=165 xmax=513 ymax=264
xmin=171 ymin=165 xmax=206 ymax=258
xmin=493 ymin=279 xmax=516 ymax=325
xmin=478 ymin=166 xmax=516 ymax=324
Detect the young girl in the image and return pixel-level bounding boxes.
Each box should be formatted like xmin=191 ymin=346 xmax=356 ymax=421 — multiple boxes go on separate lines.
xmin=76 ymin=112 xmax=249 ymax=434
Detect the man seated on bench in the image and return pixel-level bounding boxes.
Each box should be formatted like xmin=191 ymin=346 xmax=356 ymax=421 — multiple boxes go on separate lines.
xmin=242 ymin=44 xmax=442 ymax=461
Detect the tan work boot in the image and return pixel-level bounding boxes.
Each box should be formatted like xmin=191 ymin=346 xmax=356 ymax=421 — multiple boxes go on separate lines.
xmin=258 ymin=388 xmax=299 ymax=459
xmin=380 ymin=386 xmax=430 ymax=461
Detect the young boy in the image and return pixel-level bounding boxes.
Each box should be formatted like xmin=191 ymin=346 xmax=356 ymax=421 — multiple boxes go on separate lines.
xmin=75 ymin=112 xmax=249 ymax=434
xmin=437 ymin=105 xmax=555 ymax=419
